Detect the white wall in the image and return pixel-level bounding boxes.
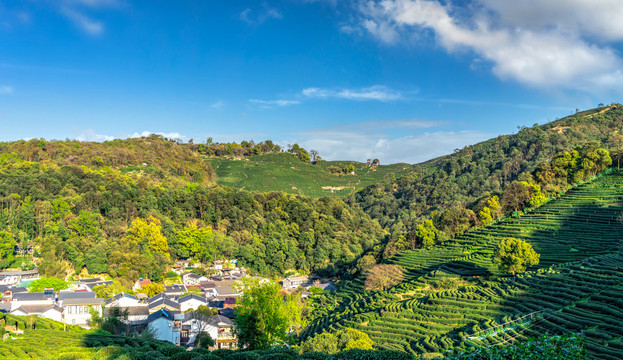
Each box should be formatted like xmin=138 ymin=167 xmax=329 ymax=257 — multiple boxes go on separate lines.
xmin=148 ymin=317 xmax=180 ymax=345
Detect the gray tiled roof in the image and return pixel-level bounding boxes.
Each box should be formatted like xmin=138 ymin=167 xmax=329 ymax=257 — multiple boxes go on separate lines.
xmin=62 ymin=297 xmax=104 ymax=306
xmin=12 ymin=304 xmax=62 ymax=314
xmin=178 ymin=294 xmax=206 ymax=304
xmin=147 ymin=298 xmax=179 ymax=310
xmin=59 ymin=292 xmax=96 ymax=301
xmin=12 ymin=292 xmax=51 ymax=302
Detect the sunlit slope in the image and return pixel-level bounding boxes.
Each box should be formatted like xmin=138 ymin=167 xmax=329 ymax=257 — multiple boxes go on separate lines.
xmin=208 ymin=152 xmax=414 ymax=198
xmin=303 ymin=169 xmax=623 ymax=359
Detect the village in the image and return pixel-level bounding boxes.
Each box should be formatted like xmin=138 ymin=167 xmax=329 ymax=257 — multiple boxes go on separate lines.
xmin=0 ymin=260 xmax=335 ymax=350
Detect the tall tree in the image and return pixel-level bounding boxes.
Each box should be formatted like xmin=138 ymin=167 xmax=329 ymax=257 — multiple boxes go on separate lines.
xmin=493 ymin=237 xmax=540 ymax=276
xmin=233 ymin=278 xmax=297 ymax=349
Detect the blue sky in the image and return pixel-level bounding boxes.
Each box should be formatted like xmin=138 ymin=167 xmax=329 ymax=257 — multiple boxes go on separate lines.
xmin=1 ymin=0 xmax=622 ymax=164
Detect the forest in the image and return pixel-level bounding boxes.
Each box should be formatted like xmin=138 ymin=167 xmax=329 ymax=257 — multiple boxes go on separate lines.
xmin=0 ymin=136 xmax=383 ymax=286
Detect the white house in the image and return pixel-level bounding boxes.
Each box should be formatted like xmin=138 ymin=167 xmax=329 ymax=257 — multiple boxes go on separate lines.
xmin=11 ymin=304 xmax=63 ymax=322
xmin=132 ymin=278 xmax=152 ymax=292
xmin=11 ymin=292 xmax=54 ymax=311
xmin=282 ymin=275 xmax=309 ymax=290
xmin=146 ymin=308 xmax=184 ymax=345
xmin=180 ymin=312 xmax=236 ymax=349
xmin=178 ymin=294 xmax=207 ymax=312
xmin=183 ymin=273 xmax=208 ymax=286
xmin=62 ymin=297 xmax=104 ymax=327
xmin=104 ymin=293 xmax=140 ymax=308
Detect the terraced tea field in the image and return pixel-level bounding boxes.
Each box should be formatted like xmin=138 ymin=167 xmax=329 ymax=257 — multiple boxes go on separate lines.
xmin=303 ymin=169 xmax=623 ymax=359
xmin=207 ymin=153 xmax=414 ymax=198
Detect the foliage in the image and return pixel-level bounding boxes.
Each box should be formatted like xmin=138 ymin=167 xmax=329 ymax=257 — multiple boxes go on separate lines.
xmin=350 ymin=105 xmax=623 ymax=235
xmin=445 ymin=334 xmax=587 ymax=360
xmin=0 ymin=230 xmax=16 ymax=267
xmin=195 ymin=331 xmax=215 ymax=349
xmin=493 ymin=237 xmax=540 ymax=275
xmin=300 ymin=328 xmax=373 ymax=354
xmin=139 ymin=283 xmax=166 ymax=297
xmin=364 ymin=264 xmax=404 ymax=291
xmin=28 ymin=277 xmax=69 ymax=292
xmin=234 ymin=279 xmax=299 ymax=350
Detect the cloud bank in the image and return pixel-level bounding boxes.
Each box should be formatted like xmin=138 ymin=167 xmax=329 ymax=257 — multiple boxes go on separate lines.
xmin=356 ymin=0 xmax=623 ymax=93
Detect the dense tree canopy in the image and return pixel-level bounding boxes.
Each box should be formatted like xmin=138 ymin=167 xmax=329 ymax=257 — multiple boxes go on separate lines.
xmin=493 ymin=237 xmax=540 ymax=275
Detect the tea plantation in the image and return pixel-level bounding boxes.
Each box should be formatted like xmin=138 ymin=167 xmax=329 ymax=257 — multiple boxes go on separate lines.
xmin=303 ymin=169 xmax=623 ymax=359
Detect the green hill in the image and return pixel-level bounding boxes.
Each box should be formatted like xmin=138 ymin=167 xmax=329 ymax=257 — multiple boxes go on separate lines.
xmin=303 ymin=169 xmax=623 ymax=359
xmin=351 ymin=104 xmax=623 ymax=229
xmin=207 ymin=152 xmax=414 ymax=198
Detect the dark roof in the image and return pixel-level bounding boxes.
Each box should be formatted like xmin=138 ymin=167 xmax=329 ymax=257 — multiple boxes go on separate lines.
xmin=59 ymin=292 xmax=96 ymax=301
xmin=164 ymin=285 xmax=186 ymax=293
xmin=106 ymin=306 xmax=150 ymax=317
xmin=219 ymin=308 xmax=235 ymax=319
xmin=11 ymin=287 xmax=28 ymax=293
xmin=0 ymin=269 xmax=39 ymax=276
xmin=62 ymin=297 xmax=104 ymax=306
xmin=147 ymin=293 xmax=171 ymax=304
xmin=178 ymin=294 xmax=206 ymax=304
xmin=147 ymin=298 xmax=179 ymax=310
xmin=185 ymin=273 xmax=202 ymax=279
xmin=209 ymin=314 xmax=233 ymax=327
xmin=76 ymin=278 xmax=102 ymax=284
xmin=146 ymin=308 xmax=181 ymax=323
xmin=0 ymin=285 xmax=9 ymax=293
xmin=224 ymin=297 xmax=237 ymax=305
xmin=12 ymin=292 xmax=52 ymax=302
xmin=105 ymin=292 xmax=138 ymax=305
xmin=85 ymin=281 xmax=113 ymax=290
xmin=201 ymin=282 xmax=216 ymax=289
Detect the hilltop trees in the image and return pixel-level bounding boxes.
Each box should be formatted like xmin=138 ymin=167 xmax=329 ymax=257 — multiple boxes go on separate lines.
xmin=493 ymin=237 xmax=540 ymax=276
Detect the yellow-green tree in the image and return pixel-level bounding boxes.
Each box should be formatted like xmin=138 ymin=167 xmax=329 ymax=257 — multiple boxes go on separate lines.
xmin=415 ymin=219 xmax=439 ymax=248
xmin=493 ymin=237 xmax=540 ymax=275
xmin=126 ymin=216 xmax=169 ymax=261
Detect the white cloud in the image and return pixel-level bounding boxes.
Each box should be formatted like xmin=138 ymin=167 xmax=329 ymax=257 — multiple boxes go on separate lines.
xmin=60 ymin=7 xmax=103 ymax=35
xmin=302 ymin=85 xmax=403 ymax=101
xmin=356 ymin=0 xmax=623 ymax=93
xmin=293 ymin=120 xmax=491 ymax=164
xmin=130 ymin=131 xmax=188 ymax=141
xmin=210 ymin=100 xmax=226 ymax=109
xmin=249 ymin=99 xmax=301 ymax=108
xmin=240 ymin=7 xmax=283 ymax=25
xmin=0 ymin=86 xmax=14 ymax=95
xmin=75 ymin=129 xmax=115 ymax=142
xmin=57 ymin=0 xmax=122 ymax=35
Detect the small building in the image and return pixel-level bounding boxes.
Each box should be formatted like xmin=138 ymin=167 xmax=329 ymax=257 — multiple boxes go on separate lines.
xmin=62 ymin=297 xmax=104 ymax=327
xmin=146 ymin=308 xmax=184 ymax=345
xmin=178 ymin=294 xmax=207 ymax=312
xmin=132 ymin=278 xmax=152 ymax=292
xmin=282 ymin=275 xmax=309 ymax=290
xmin=223 ymin=297 xmax=237 ymax=310
xmin=107 ymin=306 xmax=150 ymax=326
xmin=148 ymin=297 xmax=179 ymax=314
xmin=104 ymin=293 xmax=140 ymax=308
xmin=11 ymin=291 xmax=55 ymax=311
xmin=0 ymin=269 xmax=39 ymax=285
xmin=164 ymin=284 xmax=187 ymax=297
xmin=183 ymin=273 xmax=208 ymax=286
xmin=11 ymin=304 xmax=63 ymax=322
xmin=210 ymin=314 xmax=237 ymax=350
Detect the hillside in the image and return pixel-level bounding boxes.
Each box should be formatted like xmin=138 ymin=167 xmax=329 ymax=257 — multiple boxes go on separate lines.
xmin=207 ymin=153 xmax=414 ymax=198
xmin=0 ymin=142 xmax=385 ymax=282
xmin=303 ymin=169 xmax=623 ymax=359
xmin=350 ymin=104 xmax=623 ymax=229
xmin=0 ymin=135 xmax=215 ymax=185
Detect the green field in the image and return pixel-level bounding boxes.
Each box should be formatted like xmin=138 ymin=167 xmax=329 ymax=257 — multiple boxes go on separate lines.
xmin=303 ymin=169 xmax=623 ymax=359
xmin=207 ymin=153 xmax=414 ymax=198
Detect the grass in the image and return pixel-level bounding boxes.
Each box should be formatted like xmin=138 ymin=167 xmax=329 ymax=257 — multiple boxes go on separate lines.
xmin=206 ymin=153 xmax=414 ymax=198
